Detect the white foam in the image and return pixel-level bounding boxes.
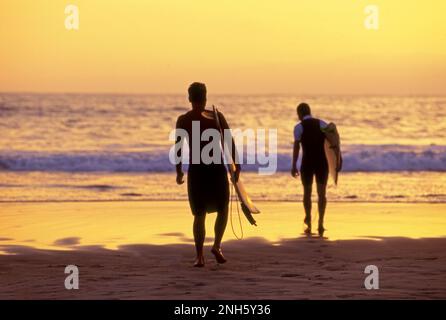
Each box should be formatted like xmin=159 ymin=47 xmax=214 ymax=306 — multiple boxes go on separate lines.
xmin=0 ymin=144 xmax=445 ymax=172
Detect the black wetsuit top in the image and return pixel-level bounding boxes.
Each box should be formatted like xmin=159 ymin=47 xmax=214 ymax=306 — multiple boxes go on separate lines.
xmin=300 ymin=118 xmax=329 ymax=185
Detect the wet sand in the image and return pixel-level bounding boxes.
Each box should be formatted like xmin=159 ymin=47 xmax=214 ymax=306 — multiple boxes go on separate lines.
xmin=0 ymin=201 xmax=445 ymax=299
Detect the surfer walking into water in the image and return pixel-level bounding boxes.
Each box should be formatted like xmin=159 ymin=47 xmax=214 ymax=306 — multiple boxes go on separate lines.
xmin=291 ymin=103 xmax=329 ymax=236
xmin=175 ymin=82 xmax=240 ymax=267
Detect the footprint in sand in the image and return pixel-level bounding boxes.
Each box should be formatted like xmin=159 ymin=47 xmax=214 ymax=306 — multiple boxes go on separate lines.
xmin=194 ymin=282 xmax=206 ymax=287
xmin=281 ymin=273 xmax=302 ymax=278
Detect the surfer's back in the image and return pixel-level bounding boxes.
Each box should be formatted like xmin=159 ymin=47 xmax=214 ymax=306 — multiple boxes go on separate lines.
xmin=176 ymin=109 xmax=226 ymax=166
xmin=300 ymin=117 xmax=326 ymax=165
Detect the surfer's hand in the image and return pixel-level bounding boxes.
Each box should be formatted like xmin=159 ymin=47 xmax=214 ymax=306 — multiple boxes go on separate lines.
xmin=291 ymin=167 xmax=299 ymax=178
xmin=233 ymin=164 xmax=241 ymax=183
xmin=176 ymin=171 xmax=184 ymax=185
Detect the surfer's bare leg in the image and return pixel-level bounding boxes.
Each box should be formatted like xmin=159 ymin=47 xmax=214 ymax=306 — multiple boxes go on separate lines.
xmin=193 ymin=213 xmax=206 ymax=267
xmin=303 ymin=184 xmax=312 ymax=232
xmin=212 ymin=207 xmax=228 ymax=263
xmin=214 ymin=207 xmax=228 ymax=249
xmin=317 ymin=183 xmax=327 ymax=233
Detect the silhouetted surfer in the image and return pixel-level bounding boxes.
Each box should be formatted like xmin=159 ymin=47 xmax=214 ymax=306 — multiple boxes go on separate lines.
xmin=291 ymin=103 xmax=328 ymax=236
xmin=175 ymin=82 xmax=240 ymax=267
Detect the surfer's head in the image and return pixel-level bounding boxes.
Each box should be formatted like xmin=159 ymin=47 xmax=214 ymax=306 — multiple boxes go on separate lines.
xmin=188 ymin=82 xmax=207 ymax=111
xmin=297 ymin=102 xmax=311 ymax=121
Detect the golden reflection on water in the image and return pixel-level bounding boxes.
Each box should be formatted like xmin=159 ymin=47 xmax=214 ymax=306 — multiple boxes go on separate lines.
xmin=0 ymin=201 xmax=445 ymax=253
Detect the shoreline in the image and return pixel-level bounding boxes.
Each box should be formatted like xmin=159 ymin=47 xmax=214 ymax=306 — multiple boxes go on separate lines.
xmin=1 ymin=199 xmax=446 ymax=204
xmin=1 ymin=172 xmax=445 ymax=204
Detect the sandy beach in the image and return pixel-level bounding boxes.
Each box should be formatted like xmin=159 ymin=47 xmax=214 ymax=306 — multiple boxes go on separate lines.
xmin=0 ymin=201 xmax=445 ymax=299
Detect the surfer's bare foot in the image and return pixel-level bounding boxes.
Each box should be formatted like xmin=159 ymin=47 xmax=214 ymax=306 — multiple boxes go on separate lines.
xmin=304 ymin=217 xmax=312 ymax=235
xmin=211 ymin=247 xmax=227 ymax=264
xmin=318 ymin=225 xmax=326 ymax=237
xmin=194 ymin=256 xmax=205 ymax=268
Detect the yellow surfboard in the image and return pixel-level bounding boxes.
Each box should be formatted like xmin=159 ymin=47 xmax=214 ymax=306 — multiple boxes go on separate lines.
xmin=323 ymin=123 xmax=342 ymax=185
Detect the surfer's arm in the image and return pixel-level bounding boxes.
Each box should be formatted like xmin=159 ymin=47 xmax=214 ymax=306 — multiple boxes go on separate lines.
xmin=291 ymin=124 xmax=301 ymax=177
xmin=175 ymin=116 xmax=185 ymax=185
xmin=291 ymin=140 xmax=300 ymax=177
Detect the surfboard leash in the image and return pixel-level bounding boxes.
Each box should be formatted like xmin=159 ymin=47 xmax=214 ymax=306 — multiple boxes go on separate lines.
xmin=229 ymin=182 xmax=244 ymax=240
xmin=213 ymin=104 xmax=244 ymax=239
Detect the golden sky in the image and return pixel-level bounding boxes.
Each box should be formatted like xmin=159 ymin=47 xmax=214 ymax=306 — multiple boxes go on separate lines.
xmin=0 ymin=0 xmax=445 ymax=94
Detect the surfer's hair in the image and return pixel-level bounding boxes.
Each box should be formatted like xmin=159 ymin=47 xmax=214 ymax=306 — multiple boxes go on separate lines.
xmin=188 ymin=82 xmax=207 ymax=103
xmin=297 ymin=103 xmax=311 ymax=118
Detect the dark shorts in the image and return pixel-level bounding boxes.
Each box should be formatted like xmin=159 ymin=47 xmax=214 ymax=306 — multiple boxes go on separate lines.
xmin=300 ymin=163 xmax=329 ymax=186
xmin=187 ymin=164 xmax=229 ymax=216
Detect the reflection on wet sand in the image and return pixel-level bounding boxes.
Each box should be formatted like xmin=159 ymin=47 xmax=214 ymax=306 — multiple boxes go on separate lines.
xmin=1 ymin=201 xmax=446 ymax=252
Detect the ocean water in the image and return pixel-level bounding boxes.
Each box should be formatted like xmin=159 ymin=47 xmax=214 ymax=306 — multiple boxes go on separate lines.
xmin=0 ymin=93 xmax=445 ymax=202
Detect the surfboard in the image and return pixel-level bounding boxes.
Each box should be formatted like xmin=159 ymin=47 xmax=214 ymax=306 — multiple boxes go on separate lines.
xmin=203 ymin=106 xmax=260 ymax=226
xmin=323 ymin=123 xmax=342 ymax=185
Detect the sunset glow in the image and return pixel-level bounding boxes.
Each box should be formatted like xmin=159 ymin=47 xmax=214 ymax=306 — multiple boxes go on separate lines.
xmin=1 ymin=0 xmax=445 ymax=94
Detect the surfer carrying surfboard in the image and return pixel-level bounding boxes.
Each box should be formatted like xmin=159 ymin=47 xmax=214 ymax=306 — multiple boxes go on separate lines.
xmin=175 ymin=82 xmax=241 ymax=267
xmin=291 ymin=103 xmax=329 ymax=236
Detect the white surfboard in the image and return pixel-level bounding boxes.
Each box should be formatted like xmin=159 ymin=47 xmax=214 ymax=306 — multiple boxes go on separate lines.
xmin=201 ymin=106 xmax=260 ymax=226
